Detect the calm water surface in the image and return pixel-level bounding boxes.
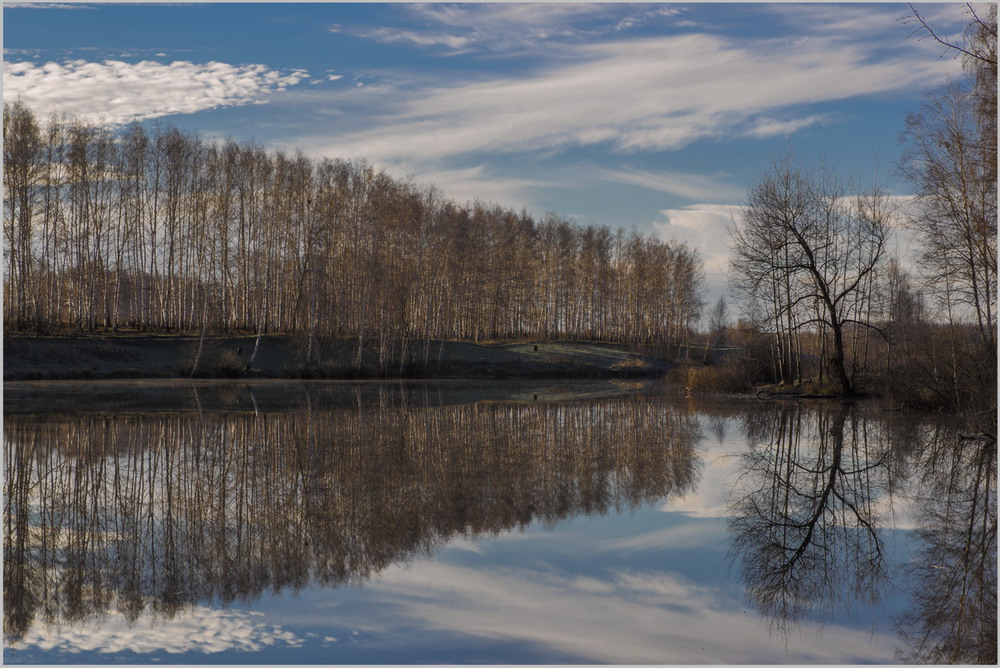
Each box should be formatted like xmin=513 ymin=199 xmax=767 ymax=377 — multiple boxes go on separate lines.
xmin=3 ymin=380 xmax=995 ymax=664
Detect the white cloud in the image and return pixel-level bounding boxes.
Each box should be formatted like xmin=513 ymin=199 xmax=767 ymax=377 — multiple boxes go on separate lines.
xmin=592 ymin=166 xmax=744 ymax=202
xmin=775 ymin=1 xmax=971 ymax=51
xmin=299 ymin=27 xmax=957 ymax=167
xmin=4 ymin=2 xmax=93 ymax=9
xmin=412 ymin=2 xmax=614 ymax=31
xmin=402 ymin=163 xmax=538 ymax=207
xmin=745 ymin=114 xmax=828 ymax=138
xmin=653 ymin=203 xmax=742 ymax=275
xmin=3 ymin=59 xmax=310 ymax=125
xmin=358 ymin=27 xmax=474 ymax=51
xmin=652 ymin=203 xmax=743 ymax=303
xmin=663 ymin=439 xmax=746 ymax=519
xmin=381 ymin=3 xmax=656 ymax=53
xmin=594 ymin=521 xmax=721 ymax=552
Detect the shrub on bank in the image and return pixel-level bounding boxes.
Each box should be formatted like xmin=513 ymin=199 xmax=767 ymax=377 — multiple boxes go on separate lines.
xmin=670 ymin=355 xmax=773 ymax=395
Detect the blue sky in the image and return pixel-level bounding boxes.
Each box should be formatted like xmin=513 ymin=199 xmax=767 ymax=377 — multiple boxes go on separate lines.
xmin=2 ymin=1 xmax=973 ymax=299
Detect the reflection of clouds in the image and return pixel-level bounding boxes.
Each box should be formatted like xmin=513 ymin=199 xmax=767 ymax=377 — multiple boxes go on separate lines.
xmin=595 ymin=522 xmax=720 ymax=552
xmin=9 ymin=606 xmax=303 ymax=656
xmin=665 ymin=440 xmax=744 ymax=519
xmin=871 ymin=491 xmax=919 ymax=531
xmin=443 ymin=536 xmax=486 ymax=554
xmin=366 ymin=560 xmax=897 ymax=663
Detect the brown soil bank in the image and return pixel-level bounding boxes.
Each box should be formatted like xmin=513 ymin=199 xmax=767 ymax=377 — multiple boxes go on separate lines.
xmin=3 ymin=334 xmax=673 ymax=381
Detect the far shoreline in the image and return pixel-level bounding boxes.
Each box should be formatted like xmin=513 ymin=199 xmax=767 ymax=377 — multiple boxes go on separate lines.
xmin=3 ymin=332 xmax=679 ymax=383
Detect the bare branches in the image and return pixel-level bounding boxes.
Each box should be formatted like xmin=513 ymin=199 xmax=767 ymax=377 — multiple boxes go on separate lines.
xmin=906 ymin=3 xmax=997 ymax=66
xmin=728 ymin=154 xmax=891 ymax=395
xmin=3 ymin=104 xmax=704 ymax=358
xmin=728 ymin=403 xmax=892 ymax=635
xmin=900 ymin=4 xmax=997 ymax=406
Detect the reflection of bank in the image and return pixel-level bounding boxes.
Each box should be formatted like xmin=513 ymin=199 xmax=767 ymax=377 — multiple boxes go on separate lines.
xmin=726 ymin=402 xmax=998 ymax=664
xmin=2 ymin=388 xmax=700 ymax=644
xmin=727 ymin=403 xmax=892 ymax=633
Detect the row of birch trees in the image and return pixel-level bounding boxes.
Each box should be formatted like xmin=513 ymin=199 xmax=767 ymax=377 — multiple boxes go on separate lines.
xmin=3 ymin=102 xmax=703 ymax=348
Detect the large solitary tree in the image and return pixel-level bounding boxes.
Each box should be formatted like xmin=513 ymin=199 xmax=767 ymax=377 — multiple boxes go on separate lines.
xmin=729 ymin=155 xmax=892 ymax=395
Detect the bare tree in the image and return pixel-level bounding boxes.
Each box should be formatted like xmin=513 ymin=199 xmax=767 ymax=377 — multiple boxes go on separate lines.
xmin=729 ymin=155 xmax=892 ymax=395
xmin=728 ymin=403 xmax=891 ymax=635
xmin=906 ymin=3 xmax=997 ymax=68
xmin=897 ymin=422 xmax=997 ymax=664
xmin=899 ymin=3 xmax=996 ymax=413
xmin=3 ymin=102 xmax=44 ymax=329
xmin=4 ymin=107 xmax=706 ymax=365
xmin=4 ymin=387 xmax=699 ymax=637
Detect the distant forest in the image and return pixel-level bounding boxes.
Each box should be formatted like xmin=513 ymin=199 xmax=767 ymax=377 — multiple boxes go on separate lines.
xmin=3 ymin=102 xmax=703 ymax=354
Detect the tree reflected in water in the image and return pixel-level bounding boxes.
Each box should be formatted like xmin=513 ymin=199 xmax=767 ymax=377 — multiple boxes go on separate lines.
xmin=6 ymin=386 xmax=995 ymax=662
xmin=3 ymin=385 xmax=699 ymax=643
xmin=727 ymin=403 xmax=892 ymax=634
xmin=726 ymin=400 xmax=997 ymax=663
xmin=896 ymin=421 xmax=996 ymax=664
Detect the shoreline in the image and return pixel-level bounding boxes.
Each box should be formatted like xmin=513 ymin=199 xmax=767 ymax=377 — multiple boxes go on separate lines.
xmin=3 ymin=333 xmax=675 ymax=382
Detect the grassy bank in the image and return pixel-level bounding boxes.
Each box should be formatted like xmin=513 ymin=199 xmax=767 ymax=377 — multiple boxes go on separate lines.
xmin=2 ymin=333 xmax=673 ymax=381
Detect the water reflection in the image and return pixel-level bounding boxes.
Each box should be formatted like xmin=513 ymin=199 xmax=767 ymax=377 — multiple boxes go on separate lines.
xmin=727 ymin=403 xmax=893 ymax=632
xmin=896 ymin=422 xmax=997 ymax=664
xmin=3 ymin=383 xmax=700 ymax=644
xmin=723 ymin=399 xmax=997 ymax=663
xmin=5 ymin=385 xmax=996 ymax=663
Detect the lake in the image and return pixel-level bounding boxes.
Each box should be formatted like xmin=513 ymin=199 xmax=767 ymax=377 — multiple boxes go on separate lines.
xmin=3 ymin=380 xmax=996 ymax=664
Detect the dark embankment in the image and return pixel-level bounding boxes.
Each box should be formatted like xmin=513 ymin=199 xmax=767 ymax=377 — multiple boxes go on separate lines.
xmin=2 ymin=334 xmax=673 ymax=381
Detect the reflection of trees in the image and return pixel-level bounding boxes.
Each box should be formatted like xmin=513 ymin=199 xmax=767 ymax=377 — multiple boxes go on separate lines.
xmin=3 ymin=390 xmax=699 ymax=641
xmin=728 ymin=403 xmax=892 ymax=633
xmin=896 ymin=422 xmax=997 ymax=664
xmin=727 ymin=400 xmax=998 ymax=663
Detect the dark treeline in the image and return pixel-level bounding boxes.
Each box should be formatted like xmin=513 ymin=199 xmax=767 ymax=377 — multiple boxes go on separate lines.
xmin=3 ymin=389 xmax=699 ymax=641
xmin=2 ymin=103 xmax=702 ymax=357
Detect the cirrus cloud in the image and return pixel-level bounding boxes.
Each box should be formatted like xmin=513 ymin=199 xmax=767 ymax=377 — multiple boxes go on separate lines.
xmin=302 ymin=29 xmax=957 ymax=166
xmin=354 ymin=3 xmax=681 ymax=54
xmin=3 ymin=59 xmax=309 ymax=125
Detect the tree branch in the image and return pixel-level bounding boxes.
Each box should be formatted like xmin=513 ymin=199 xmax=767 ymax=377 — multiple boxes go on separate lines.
xmin=907 ymin=3 xmax=998 ymax=66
